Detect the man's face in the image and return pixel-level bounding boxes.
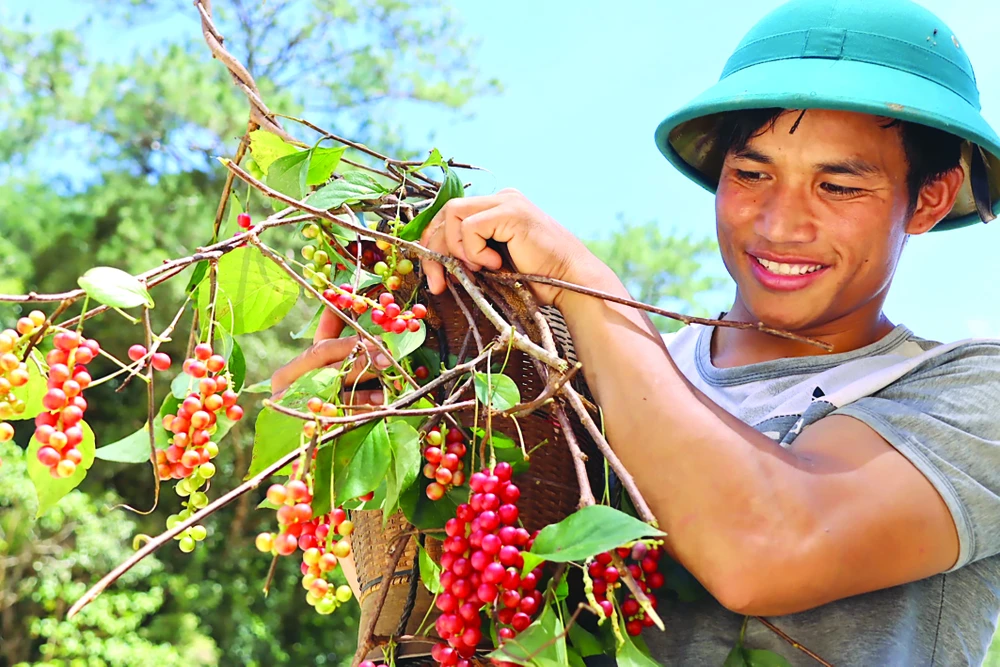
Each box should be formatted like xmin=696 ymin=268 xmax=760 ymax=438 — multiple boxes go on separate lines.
xmin=715 ymin=109 xmax=916 ymax=333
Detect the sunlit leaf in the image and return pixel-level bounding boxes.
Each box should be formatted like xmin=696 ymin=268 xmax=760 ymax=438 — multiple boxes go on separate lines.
xmin=418 ymin=544 xmax=443 ymax=594
xmin=332 ymin=420 xmax=388 ymax=504
xmin=384 ymin=421 xmax=421 ymax=518
xmin=399 ymin=167 xmax=464 ymax=241
xmin=78 ymin=266 xmax=153 ymax=309
xmin=94 ymin=423 xmax=151 ymax=463
xmin=198 ymin=246 xmax=299 ymax=335
xmin=529 ymin=505 xmax=664 ymax=564
xmin=474 ymin=372 xmax=520 ymax=411
xmin=249 ymin=130 xmax=298 ymax=173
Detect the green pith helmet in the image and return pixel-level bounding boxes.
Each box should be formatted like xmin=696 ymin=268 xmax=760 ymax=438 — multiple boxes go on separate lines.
xmin=655 ymin=0 xmax=1000 ymax=231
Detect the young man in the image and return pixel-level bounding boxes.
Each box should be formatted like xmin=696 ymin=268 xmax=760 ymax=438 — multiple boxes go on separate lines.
xmin=273 ymin=0 xmax=1000 ymax=664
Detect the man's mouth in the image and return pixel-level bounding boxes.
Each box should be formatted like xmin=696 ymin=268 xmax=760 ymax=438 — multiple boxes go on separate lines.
xmin=751 ymin=255 xmax=825 ymax=276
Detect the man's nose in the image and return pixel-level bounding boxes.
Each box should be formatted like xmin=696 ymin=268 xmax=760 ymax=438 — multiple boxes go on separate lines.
xmin=754 ymin=182 xmax=817 ymax=244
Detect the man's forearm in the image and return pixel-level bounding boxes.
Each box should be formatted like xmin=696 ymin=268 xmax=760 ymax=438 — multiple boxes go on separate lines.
xmin=554 ymin=262 xmax=817 ymax=604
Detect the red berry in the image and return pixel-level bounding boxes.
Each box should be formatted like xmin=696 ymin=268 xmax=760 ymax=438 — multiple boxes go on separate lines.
xmin=391 ymin=318 xmax=407 ymax=334
xmin=407 ymin=319 xmax=421 ymax=333
xmin=378 ymin=292 xmax=394 ymax=307
xmin=194 ymin=343 xmax=213 ymax=361
xmin=371 ymin=309 xmax=386 ymax=324
xmin=237 ymin=212 xmax=252 ymax=229
xmin=42 ymin=389 xmax=67 ymax=411
xmin=286 ymin=479 xmax=310 ymax=502
xmin=599 ymin=600 xmax=614 ymax=618
xmin=626 ymin=620 xmax=643 ymax=636
xmin=426 ymin=482 xmax=446 ymax=501
xmin=424 ymin=446 xmax=443 ymax=464
xmin=226 ymin=405 xmax=244 ymax=421
xmin=414 ymin=366 xmax=429 ymax=380
xmin=511 ymin=612 xmax=532 ymax=632
xmin=206 ymin=355 xmax=226 ymax=373
xmin=603 ymin=565 xmax=620 ymax=584
xmin=275 ymin=532 xmax=298 ymax=556
xmin=384 ymin=303 xmax=401 ymax=319
xmin=151 ymin=353 xmax=171 ymax=371
xmin=37 ymin=446 xmax=60 ymax=467
xmin=128 ymin=344 xmax=147 ymax=361
xmin=622 ymin=598 xmax=641 ymax=617
xmin=434 ymin=467 xmax=453 ymax=485
xmin=476 ymin=582 xmax=498 ymax=603
xmin=412 ymin=303 xmax=427 ymax=319
xmin=596 ymin=551 xmax=613 ymax=566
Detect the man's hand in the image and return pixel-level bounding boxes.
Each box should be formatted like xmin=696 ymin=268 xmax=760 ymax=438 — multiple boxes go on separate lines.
xmin=270 ymin=308 xmax=388 ymax=405
xmin=419 ymin=188 xmax=600 ymax=306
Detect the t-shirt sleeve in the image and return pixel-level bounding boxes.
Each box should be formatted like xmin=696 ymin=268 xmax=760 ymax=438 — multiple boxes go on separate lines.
xmin=830 ymin=341 xmax=1000 ymax=571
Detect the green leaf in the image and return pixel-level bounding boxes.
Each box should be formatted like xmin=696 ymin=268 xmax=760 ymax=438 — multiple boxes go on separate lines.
xmin=171 ymin=370 xmax=198 ymax=400
xmin=266 ymin=151 xmax=311 ymax=205
xmin=723 ymin=648 xmax=792 ymax=667
xmin=9 ymin=352 xmax=47 ymax=422
xmin=292 ymin=304 xmax=326 ymax=340
xmin=94 ymin=424 xmax=151 ymax=463
xmin=77 ymin=266 xmax=153 ymax=309
xmin=495 ymin=445 xmax=531 ymax=476
xmin=408 ymin=347 xmax=441 ymax=382
xmin=384 ymin=421 xmax=422 ymax=518
xmin=305 ymin=146 xmax=347 ymax=186
xmin=217 ymin=191 xmax=244 ymax=241
xmin=488 ymin=603 xmax=567 ymax=667
xmin=567 ymin=648 xmax=587 ymax=667
xmin=214 ymin=328 xmax=246 ymax=393
xmin=276 ymin=365 xmax=343 ymax=412
xmin=199 ymin=246 xmax=299 ymax=335
xmin=418 ymin=544 xmax=443 ymax=594
xmin=249 ymin=130 xmax=298 ymax=174
xmin=474 ymin=372 xmax=520 ymax=411
xmin=185 ymin=260 xmax=210 ymax=296
xmin=399 ymin=167 xmax=465 ymax=241
xmin=399 ymin=477 xmax=467 ymax=530
xmin=407 ymin=148 xmax=446 ymax=173
xmin=246 ymin=407 xmax=301 ymax=478
xmin=242 ymin=379 xmax=272 ymax=394
xmin=616 ymin=623 xmax=663 ymax=667
xmin=309 ymin=171 xmax=388 ymax=210
xmin=529 ymin=505 xmax=665 ymax=564
xmin=27 ymin=420 xmax=96 ymax=517
xmin=390 ymin=396 xmax=434 ymax=431
xmin=567 ymin=623 xmax=605 ymax=658
xmin=312 ymin=444 xmax=335 ymax=517
xmin=472 ymin=427 xmax=518 ymax=450
xmin=333 ymin=420 xmax=390 ymax=504
xmin=383 ymin=321 xmax=426 ymax=360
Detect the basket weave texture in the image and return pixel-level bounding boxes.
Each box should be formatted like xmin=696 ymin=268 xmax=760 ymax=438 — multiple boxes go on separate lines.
xmin=351 ymin=283 xmax=600 ymax=652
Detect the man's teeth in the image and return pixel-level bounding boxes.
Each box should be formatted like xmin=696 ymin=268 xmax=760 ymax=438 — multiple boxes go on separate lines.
xmin=754 ymin=256 xmax=824 ymax=276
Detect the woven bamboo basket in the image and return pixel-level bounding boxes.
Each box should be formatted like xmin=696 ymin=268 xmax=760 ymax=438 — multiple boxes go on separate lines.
xmin=350 ymin=278 xmax=600 ymax=661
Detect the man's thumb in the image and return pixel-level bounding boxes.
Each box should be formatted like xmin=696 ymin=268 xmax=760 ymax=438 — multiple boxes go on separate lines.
xmin=313 ymin=307 xmax=347 ymax=343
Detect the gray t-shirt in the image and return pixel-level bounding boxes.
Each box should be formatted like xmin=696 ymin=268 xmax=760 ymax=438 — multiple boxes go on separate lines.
xmin=645 ymin=323 xmax=1000 ymax=666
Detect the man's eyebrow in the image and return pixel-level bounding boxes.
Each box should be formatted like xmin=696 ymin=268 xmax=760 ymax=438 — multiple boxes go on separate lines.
xmin=816 ymin=158 xmax=882 ymax=177
xmin=731 ymin=148 xmax=773 ymax=164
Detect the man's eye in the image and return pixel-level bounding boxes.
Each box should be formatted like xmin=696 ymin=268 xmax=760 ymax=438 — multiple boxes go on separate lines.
xmin=735 ymin=170 xmax=764 ymax=182
xmin=821 ymin=183 xmax=864 ymax=196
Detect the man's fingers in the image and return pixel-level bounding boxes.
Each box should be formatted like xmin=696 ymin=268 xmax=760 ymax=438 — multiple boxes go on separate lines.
xmin=271 ymin=336 xmax=377 ymax=397
xmin=314 ymin=306 xmax=347 ymax=344
xmin=420 ymin=219 xmax=450 ymax=294
xmin=339 ymin=388 xmax=385 ymax=406
xmin=460 ymin=209 xmax=507 ymax=271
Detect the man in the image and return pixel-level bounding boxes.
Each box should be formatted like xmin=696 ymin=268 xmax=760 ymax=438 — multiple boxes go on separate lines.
xmin=273 ymin=0 xmax=1000 ymax=664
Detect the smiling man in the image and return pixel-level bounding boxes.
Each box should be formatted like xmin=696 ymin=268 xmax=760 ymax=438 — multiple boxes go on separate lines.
xmin=415 ymin=0 xmax=1000 ymax=664
xmin=272 ymin=0 xmax=1000 ymax=664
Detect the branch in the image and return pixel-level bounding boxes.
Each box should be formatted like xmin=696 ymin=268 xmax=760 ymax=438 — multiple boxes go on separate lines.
xmin=492 ymin=272 xmax=833 ymax=351
xmin=752 ymin=617 xmax=834 ymax=667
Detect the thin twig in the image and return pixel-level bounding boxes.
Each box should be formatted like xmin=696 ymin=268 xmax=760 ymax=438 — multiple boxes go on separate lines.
xmin=493 ymin=271 xmax=832 ymax=351
xmin=752 ymin=617 xmax=834 ymax=667
xmin=446 ymin=280 xmax=483 ymax=352
xmin=264 ymin=399 xmax=477 ymax=424
xmin=554 ymin=405 xmax=596 ymax=509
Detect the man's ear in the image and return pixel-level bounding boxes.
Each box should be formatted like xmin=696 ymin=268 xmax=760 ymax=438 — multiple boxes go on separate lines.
xmin=905 ymin=166 xmax=965 ymax=235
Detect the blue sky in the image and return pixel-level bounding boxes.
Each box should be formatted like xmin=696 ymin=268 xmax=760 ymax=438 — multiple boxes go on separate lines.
xmin=9 ymin=0 xmax=1000 ymax=342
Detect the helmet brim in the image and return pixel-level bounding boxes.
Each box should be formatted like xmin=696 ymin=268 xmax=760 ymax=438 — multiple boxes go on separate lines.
xmin=655 ymin=57 xmax=1000 ymax=231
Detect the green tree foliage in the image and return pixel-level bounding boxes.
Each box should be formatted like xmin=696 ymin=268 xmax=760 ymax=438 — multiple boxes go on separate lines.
xmin=586 ymin=217 xmax=726 ymax=333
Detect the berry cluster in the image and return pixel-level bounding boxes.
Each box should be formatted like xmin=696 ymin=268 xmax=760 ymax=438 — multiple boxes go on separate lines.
xmin=255 ymin=480 xmax=356 ymax=615
xmin=423 ymin=425 xmax=467 ymax=500
xmin=34 ymin=330 xmax=100 ymax=478
xmin=588 ymin=542 xmax=663 ymax=637
xmin=431 ymin=463 xmax=541 ymax=667
xmin=321 ymin=286 xmax=426 ymax=335
xmin=0 ymin=313 xmax=46 ymax=447
xmin=158 ymin=343 xmax=243 ymax=551
xmin=373 ymin=239 xmax=414 ymax=292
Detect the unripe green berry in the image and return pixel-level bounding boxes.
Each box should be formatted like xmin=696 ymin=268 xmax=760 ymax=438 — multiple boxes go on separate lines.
xmin=205 ymin=442 xmax=220 ymax=458
xmin=316 ymin=597 xmax=336 ymax=614
xmin=199 ymin=462 xmax=216 ymax=479
xmin=166 ymin=514 xmax=180 ymax=529
xmin=304 ymin=266 xmax=316 ymax=280
xmin=306 ymin=590 xmax=322 ymax=606
xmin=373 ymin=261 xmax=389 ymax=276
xmin=335 ymin=585 xmax=353 ymax=602
xmin=301 ymin=245 xmax=316 ymax=260
xmin=190 ymin=525 xmax=208 ymax=541
xmin=313 ymin=250 xmax=329 ymax=266
xmin=396 ymin=259 xmax=414 ymax=275
xmin=190 ymin=491 xmax=209 ymax=509
xmin=320 ymin=263 xmax=332 ymax=277
xmin=302 ymin=223 xmax=320 ymax=239
xmin=179 ymin=536 xmax=196 ymax=553
xmin=176 ymin=479 xmax=192 ymax=497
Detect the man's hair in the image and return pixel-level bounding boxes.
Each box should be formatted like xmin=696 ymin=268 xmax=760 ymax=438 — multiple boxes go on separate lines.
xmin=715 ymin=108 xmax=964 ymax=213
